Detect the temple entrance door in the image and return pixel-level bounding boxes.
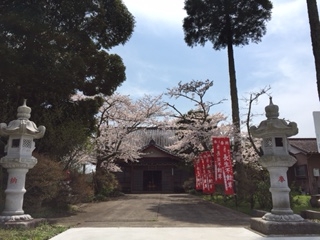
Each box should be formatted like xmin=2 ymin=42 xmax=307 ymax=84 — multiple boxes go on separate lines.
xmin=143 ymin=170 xmax=162 ymax=192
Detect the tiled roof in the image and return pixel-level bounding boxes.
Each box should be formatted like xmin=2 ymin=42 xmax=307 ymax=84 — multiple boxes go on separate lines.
xmin=141 ymin=139 xmax=181 ymax=159
xmin=288 ymin=138 xmax=318 ymax=154
xmin=130 ymin=128 xmax=177 ymax=147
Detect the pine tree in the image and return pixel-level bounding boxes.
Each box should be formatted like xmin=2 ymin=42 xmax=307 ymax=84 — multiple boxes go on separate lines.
xmin=183 ymin=0 xmax=272 ymax=160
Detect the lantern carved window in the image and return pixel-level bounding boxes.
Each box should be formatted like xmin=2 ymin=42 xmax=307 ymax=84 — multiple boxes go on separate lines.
xmin=275 ymin=137 xmax=283 ymax=147
xmin=22 ymin=139 xmax=32 ymax=148
xmin=264 ymin=138 xmax=273 ymax=148
xmin=11 ymin=139 xmax=20 ymax=148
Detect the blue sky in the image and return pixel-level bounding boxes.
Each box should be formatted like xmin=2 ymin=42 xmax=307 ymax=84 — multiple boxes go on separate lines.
xmin=110 ymin=0 xmax=319 ymax=138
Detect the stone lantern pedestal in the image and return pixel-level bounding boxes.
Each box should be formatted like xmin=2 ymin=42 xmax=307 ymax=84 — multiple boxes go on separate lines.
xmin=249 ymin=98 xmax=320 ymax=235
xmin=0 ymin=159 xmax=37 ymax=221
xmin=259 ymin=155 xmax=301 ymax=221
xmin=0 ymin=100 xmax=46 ymax=227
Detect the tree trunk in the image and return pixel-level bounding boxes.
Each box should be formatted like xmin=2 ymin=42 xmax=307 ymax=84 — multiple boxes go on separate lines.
xmin=227 ymin=41 xmax=242 ymax=161
xmin=306 ymin=0 xmax=320 ymax=101
xmin=94 ymin=157 xmax=103 ymax=195
xmin=224 ymin=3 xmax=242 ymax=161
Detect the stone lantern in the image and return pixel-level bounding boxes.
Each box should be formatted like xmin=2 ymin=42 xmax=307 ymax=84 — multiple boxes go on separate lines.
xmin=250 ymin=97 xmax=302 ymax=222
xmin=0 ymin=100 xmax=46 ymax=222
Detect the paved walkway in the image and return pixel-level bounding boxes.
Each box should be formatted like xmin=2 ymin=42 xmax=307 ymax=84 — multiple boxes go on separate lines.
xmin=50 ymin=194 xmax=250 ymax=228
xmin=50 ymin=194 xmax=320 ymax=240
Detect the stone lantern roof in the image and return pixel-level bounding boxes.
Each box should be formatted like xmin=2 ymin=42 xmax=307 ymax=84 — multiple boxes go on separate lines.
xmin=0 ymin=100 xmax=46 ymax=138
xmin=250 ymin=97 xmax=298 ymax=138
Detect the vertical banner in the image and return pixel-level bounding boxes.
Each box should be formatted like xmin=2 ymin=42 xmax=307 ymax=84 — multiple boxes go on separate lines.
xmin=212 ymin=138 xmax=224 ymax=184
xmin=212 ymin=137 xmax=234 ymax=195
xmin=200 ymin=153 xmax=209 ymax=193
xmin=200 ymin=151 xmax=215 ymax=194
xmin=205 ymin=151 xmax=215 ymax=194
xmin=221 ymin=139 xmax=234 ymax=195
xmin=194 ymin=156 xmax=203 ymax=190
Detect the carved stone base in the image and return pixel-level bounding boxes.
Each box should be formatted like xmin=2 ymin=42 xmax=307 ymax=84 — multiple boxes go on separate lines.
xmin=0 ymin=214 xmax=33 ymax=222
xmin=0 ymin=217 xmax=46 ymax=229
xmin=250 ymin=217 xmax=320 ymax=235
xmin=262 ymin=212 xmax=304 ymax=222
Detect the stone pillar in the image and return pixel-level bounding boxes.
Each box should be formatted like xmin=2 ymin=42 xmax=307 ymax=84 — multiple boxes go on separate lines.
xmin=269 ymin=166 xmax=292 ymax=215
xmin=258 ymin=155 xmax=301 ymax=221
xmin=3 ymin=168 xmax=29 ymax=216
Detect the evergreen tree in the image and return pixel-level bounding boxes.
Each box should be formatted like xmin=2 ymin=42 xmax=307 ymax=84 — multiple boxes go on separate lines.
xmin=0 ymin=0 xmax=135 ymax=158
xmin=183 ymin=0 xmax=272 ymax=160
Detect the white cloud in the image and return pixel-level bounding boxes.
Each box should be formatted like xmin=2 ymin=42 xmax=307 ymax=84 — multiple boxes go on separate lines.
xmin=268 ymin=0 xmax=308 ymax=35
xmin=123 ymin=0 xmax=186 ymax=25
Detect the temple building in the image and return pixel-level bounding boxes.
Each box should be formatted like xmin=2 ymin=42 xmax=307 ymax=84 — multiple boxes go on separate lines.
xmin=288 ymin=138 xmax=320 ymax=194
xmin=115 ymin=140 xmax=191 ymax=193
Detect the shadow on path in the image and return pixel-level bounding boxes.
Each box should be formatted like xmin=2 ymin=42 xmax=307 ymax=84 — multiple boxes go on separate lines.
xmin=149 ymin=194 xmax=250 ymax=227
xmin=50 ymin=194 xmax=250 ymax=228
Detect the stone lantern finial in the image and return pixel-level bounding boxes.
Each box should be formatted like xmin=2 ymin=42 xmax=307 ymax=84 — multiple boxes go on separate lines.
xmin=265 ymin=97 xmax=279 ymax=119
xmin=17 ymin=99 xmax=31 ymax=120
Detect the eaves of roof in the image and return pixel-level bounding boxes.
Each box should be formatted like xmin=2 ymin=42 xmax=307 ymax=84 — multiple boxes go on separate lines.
xmin=288 ymin=138 xmax=319 ymax=154
xmin=141 ymin=139 xmax=181 ymax=160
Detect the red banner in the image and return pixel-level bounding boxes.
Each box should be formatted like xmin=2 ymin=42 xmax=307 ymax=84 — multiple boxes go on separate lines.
xmin=212 ymin=138 xmax=224 ymax=184
xmin=194 ymin=156 xmax=203 ymax=190
xmin=212 ymin=137 xmax=234 ymax=195
xmin=199 ymin=151 xmax=215 ymax=194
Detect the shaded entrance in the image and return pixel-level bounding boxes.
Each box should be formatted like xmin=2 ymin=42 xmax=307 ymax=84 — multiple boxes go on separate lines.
xmin=143 ymin=170 xmax=162 ymax=192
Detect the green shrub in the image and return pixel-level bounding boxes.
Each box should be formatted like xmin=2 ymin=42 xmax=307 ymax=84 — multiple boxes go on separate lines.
xmin=290 ymin=182 xmax=305 ymax=209
xmin=254 ymin=178 xmax=272 ymax=210
xmin=93 ymin=169 xmax=120 ymax=199
xmin=183 ymin=177 xmax=195 ymax=193
xmin=67 ymin=171 xmax=94 ymax=203
xmin=44 ymin=170 xmax=94 ymax=209
xmin=24 ymin=154 xmax=65 ymax=211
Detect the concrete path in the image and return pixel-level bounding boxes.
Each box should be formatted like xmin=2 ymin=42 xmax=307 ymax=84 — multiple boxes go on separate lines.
xmin=49 ymin=194 xmax=320 ymax=240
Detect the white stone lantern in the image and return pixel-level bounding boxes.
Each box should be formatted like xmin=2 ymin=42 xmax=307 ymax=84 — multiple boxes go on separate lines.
xmin=0 ymin=100 xmax=45 ymax=222
xmin=250 ymin=97 xmax=303 ymax=222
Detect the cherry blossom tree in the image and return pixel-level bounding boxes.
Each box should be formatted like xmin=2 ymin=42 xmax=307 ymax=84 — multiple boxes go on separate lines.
xmin=165 ymin=79 xmax=231 ymax=162
xmin=61 ymin=142 xmax=96 ymax=172
xmin=91 ymin=93 xmax=166 ymax=194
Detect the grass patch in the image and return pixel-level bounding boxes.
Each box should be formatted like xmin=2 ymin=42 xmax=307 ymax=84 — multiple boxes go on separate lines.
xmin=27 ymin=205 xmax=79 ymax=219
xmin=203 ymin=194 xmax=252 ymax=215
xmin=0 ymin=205 xmax=78 ymax=240
xmin=292 ymin=195 xmax=320 ymax=214
xmin=204 ymin=194 xmax=320 ymax=216
xmin=0 ymin=223 xmax=68 ymax=240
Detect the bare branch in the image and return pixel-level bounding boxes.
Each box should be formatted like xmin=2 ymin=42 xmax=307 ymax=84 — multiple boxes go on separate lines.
xmin=244 ymin=86 xmax=271 ymax=156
